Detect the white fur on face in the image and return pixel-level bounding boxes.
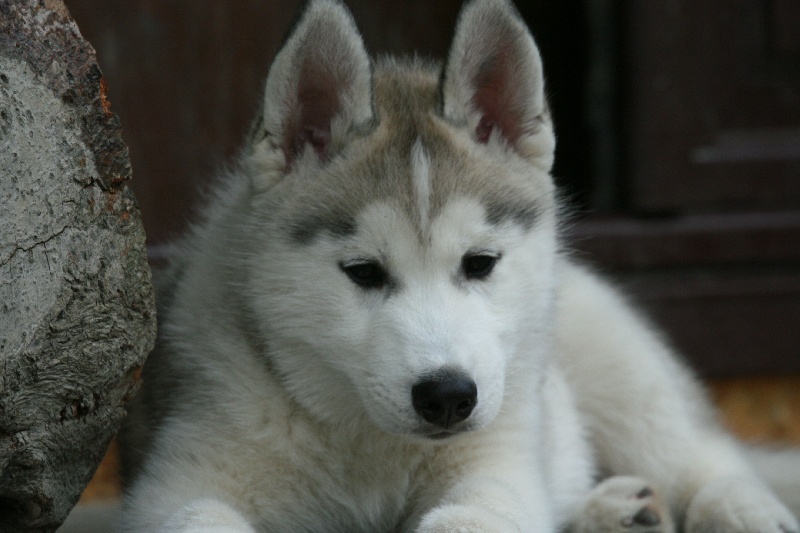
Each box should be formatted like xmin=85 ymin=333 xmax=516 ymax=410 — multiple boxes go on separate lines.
xmin=371 ymin=200 xmax=508 ymax=435
xmin=255 ymin=187 xmax=558 ymax=440
xmin=357 ymin=197 xmax=556 ymax=438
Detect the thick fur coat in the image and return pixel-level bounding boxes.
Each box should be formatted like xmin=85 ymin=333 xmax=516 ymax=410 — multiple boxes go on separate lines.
xmin=119 ymin=1 xmax=800 ymax=532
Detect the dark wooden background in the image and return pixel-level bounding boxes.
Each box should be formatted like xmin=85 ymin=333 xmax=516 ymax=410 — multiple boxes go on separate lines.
xmin=65 ymin=0 xmax=800 ymax=378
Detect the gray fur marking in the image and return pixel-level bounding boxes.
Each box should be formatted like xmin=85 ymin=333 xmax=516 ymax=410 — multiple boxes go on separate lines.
xmin=288 ymin=211 xmax=358 ymax=244
xmin=484 ymin=194 xmax=541 ymax=230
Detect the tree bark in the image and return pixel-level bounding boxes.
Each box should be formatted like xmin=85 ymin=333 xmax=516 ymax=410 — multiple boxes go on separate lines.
xmin=0 ymin=1 xmax=156 ymax=531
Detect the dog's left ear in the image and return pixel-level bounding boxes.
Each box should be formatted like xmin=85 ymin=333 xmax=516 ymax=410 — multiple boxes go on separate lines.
xmin=440 ymin=0 xmax=553 ymax=164
xmin=255 ymin=0 xmax=373 ymax=172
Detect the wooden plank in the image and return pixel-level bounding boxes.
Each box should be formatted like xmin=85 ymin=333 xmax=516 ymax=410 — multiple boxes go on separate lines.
xmin=625 ymin=0 xmax=800 ymax=211
xmin=570 ymin=212 xmax=800 ymax=269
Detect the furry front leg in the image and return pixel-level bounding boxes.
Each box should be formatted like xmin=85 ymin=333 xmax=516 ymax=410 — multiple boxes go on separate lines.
xmin=414 ymin=475 xmax=553 ymax=533
xmin=118 ymin=443 xmax=260 ymax=533
xmin=405 ymin=425 xmax=557 ymax=532
xmin=556 ymin=263 xmax=800 ymax=533
xmin=160 ymin=499 xmax=257 ymax=533
xmin=685 ymin=476 xmax=798 ymax=533
xmin=417 ymin=504 xmax=525 ymax=533
xmin=410 ymin=372 xmax=592 ymax=533
xmin=120 ymin=494 xmax=256 ymax=533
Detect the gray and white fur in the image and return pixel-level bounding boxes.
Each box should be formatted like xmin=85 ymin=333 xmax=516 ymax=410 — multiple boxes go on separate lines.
xmin=118 ymin=1 xmax=800 ymax=532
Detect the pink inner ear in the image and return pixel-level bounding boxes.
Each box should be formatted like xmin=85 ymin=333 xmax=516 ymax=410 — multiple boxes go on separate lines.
xmin=292 ymin=126 xmax=331 ymax=160
xmin=282 ymin=67 xmax=341 ymax=167
xmin=470 ymin=48 xmax=524 ymax=146
xmin=475 ymin=116 xmax=496 ymax=144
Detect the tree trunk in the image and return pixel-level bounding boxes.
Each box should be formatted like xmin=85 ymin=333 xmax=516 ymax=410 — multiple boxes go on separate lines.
xmin=0 ymin=1 xmax=156 ymax=531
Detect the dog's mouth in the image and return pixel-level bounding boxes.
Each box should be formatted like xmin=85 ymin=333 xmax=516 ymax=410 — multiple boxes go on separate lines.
xmin=418 ymin=425 xmax=475 ymax=441
xmin=427 ymin=431 xmax=459 ymax=440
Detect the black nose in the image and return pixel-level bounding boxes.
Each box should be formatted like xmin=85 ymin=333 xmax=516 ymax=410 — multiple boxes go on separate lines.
xmin=411 ymin=371 xmax=477 ymax=429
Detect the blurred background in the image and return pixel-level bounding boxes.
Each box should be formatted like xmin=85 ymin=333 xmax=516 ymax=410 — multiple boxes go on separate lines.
xmin=62 ymin=0 xmax=800 ymax=503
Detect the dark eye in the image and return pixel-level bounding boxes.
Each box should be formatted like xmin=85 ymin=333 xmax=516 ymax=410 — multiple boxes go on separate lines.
xmin=340 ymin=261 xmax=387 ymax=289
xmin=461 ymin=253 xmax=499 ymax=280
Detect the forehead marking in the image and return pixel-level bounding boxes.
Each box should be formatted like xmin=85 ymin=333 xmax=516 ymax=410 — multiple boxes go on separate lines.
xmin=484 ymin=195 xmax=541 ymax=231
xmin=411 ymin=138 xmax=432 ymax=231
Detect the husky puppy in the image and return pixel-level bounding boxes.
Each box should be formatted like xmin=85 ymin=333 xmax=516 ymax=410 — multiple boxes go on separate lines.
xmin=119 ymin=1 xmax=800 ymax=531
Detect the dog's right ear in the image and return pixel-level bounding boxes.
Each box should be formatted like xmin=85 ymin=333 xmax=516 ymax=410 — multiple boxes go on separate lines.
xmin=440 ymin=0 xmax=554 ymax=167
xmin=252 ymin=0 xmax=373 ymax=173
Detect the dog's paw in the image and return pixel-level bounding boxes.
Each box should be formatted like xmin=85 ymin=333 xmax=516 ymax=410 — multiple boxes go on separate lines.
xmin=415 ymin=504 xmax=520 ymax=533
xmin=685 ymin=476 xmax=799 ymax=533
xmin=570 ymin=476 xmax=674 ymax=533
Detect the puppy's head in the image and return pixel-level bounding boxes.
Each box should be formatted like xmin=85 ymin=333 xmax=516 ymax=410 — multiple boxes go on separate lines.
xmin=243 ymin=0 xmax=558 ymax=440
